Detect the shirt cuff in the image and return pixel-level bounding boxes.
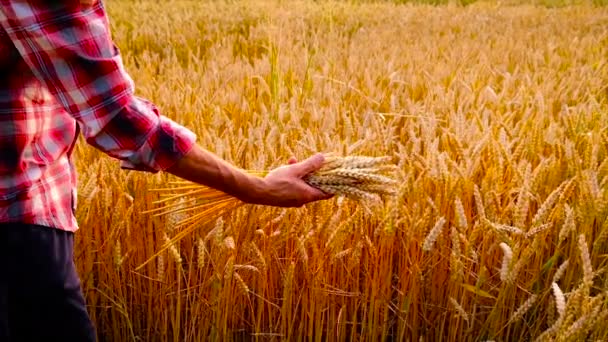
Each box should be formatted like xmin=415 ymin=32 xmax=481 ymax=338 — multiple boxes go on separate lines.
xmin=120 ymin=115 xmax=197 ymax=173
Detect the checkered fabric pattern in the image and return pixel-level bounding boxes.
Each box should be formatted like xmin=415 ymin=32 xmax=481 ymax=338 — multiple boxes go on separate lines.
xmin=0 ymin=1 xmax=196 ymax=231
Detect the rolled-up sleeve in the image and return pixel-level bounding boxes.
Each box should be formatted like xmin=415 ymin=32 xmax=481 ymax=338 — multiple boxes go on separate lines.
xmin=0 ymin=0 xmax=196 ymax=172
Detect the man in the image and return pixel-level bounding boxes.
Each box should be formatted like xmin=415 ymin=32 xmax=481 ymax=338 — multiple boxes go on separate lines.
xmin=0 ymin=1 xmax=329 ymax=341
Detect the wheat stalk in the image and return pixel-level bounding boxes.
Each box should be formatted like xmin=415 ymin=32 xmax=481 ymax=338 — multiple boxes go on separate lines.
xmin=449 ymin=297 xmax=469 ymax=322
xmin=422 ymin=217 xmax=447 ymax=252
xmin=552 ymin=259 xmax=569 ymax=284
xmin=578 ymin=234 xmax=593 ymax=288
xmin=552 ymin=282 xmax=566 ymax=318
xmin=137 ymin=156 xmax=398 ymax=269
xmin=508 ymin=294 xmax=539 ymax=324
xmin=499 ymin=242 xmax=513 ymax=282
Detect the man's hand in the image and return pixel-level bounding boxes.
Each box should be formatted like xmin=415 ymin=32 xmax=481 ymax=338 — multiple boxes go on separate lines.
xmin=245 ymin=154 xmax=332 ymax=207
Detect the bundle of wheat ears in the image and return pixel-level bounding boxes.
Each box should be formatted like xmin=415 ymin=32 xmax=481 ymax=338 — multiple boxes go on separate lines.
xmin=138 ymin=156 xmax=398 ymax=268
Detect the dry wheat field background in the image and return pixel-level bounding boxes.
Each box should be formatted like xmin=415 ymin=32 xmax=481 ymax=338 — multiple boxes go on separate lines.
xmin=73 ymin=0 xmax=608 ymax=340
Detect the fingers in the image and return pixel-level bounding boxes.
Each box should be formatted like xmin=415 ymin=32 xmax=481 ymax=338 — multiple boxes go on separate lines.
xmin=292 ymin=153 xmax=325 ymax=177
xmin=320 ymin=192 xmax=334 ymax=200
xmin=287 ymin=157 xmax=297 ymax=165
xmin=302 ymin=181 xmax=334 ymax=202
xmin=310 ymin=192 xmax=333 ymax=202
xmin=311 ymin=187 xmax=334 ymax=201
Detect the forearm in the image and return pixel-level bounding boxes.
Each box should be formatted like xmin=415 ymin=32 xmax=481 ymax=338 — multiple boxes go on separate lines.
xmin=165 ymin=145 xmax=267 ymax=203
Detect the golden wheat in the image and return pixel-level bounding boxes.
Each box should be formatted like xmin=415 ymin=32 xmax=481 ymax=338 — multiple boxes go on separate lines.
xmin=71 ymin=1 xmax=608 ymax=340
xmin=508 ymin=294 xmax=539 ymax=324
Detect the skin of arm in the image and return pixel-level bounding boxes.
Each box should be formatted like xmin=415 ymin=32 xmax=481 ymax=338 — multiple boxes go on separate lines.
xmin=166 ymin=145 xmax=331 ymax=207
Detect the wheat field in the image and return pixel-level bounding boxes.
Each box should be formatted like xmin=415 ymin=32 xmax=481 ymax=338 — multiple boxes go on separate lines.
xmin=73 ymin=1 xmax=608 ymax=340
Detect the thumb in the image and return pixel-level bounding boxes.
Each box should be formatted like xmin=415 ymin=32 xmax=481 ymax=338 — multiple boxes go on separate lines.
xmin=292 ymin=153 xmax=325 ymax=177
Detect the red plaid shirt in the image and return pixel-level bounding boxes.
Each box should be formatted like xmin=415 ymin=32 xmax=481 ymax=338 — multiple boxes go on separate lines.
xmin=0 ymin=1 xmax=196 ymax=232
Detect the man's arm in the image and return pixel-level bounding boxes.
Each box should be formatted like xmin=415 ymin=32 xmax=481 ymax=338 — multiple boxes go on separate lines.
xmin=167 ymin=146 xmax=330 ymax=207
xmin=0 ymin=1 xmax=328 ymax=207
xmin=0 ymin=1 xmax=193 ymax=172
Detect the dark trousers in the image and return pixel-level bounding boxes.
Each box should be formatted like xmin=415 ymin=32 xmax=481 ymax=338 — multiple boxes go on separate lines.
xmin=0 ymin=223 xmax=96 ymax=342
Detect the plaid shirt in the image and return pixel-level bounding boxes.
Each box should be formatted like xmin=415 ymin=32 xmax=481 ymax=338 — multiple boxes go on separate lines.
xmin=0 ymin=1 xmax=196 ymax=232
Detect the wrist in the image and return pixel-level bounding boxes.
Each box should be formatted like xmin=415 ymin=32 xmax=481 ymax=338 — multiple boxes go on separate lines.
xmin=237 ymin=174 xmax=269 ymax=204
